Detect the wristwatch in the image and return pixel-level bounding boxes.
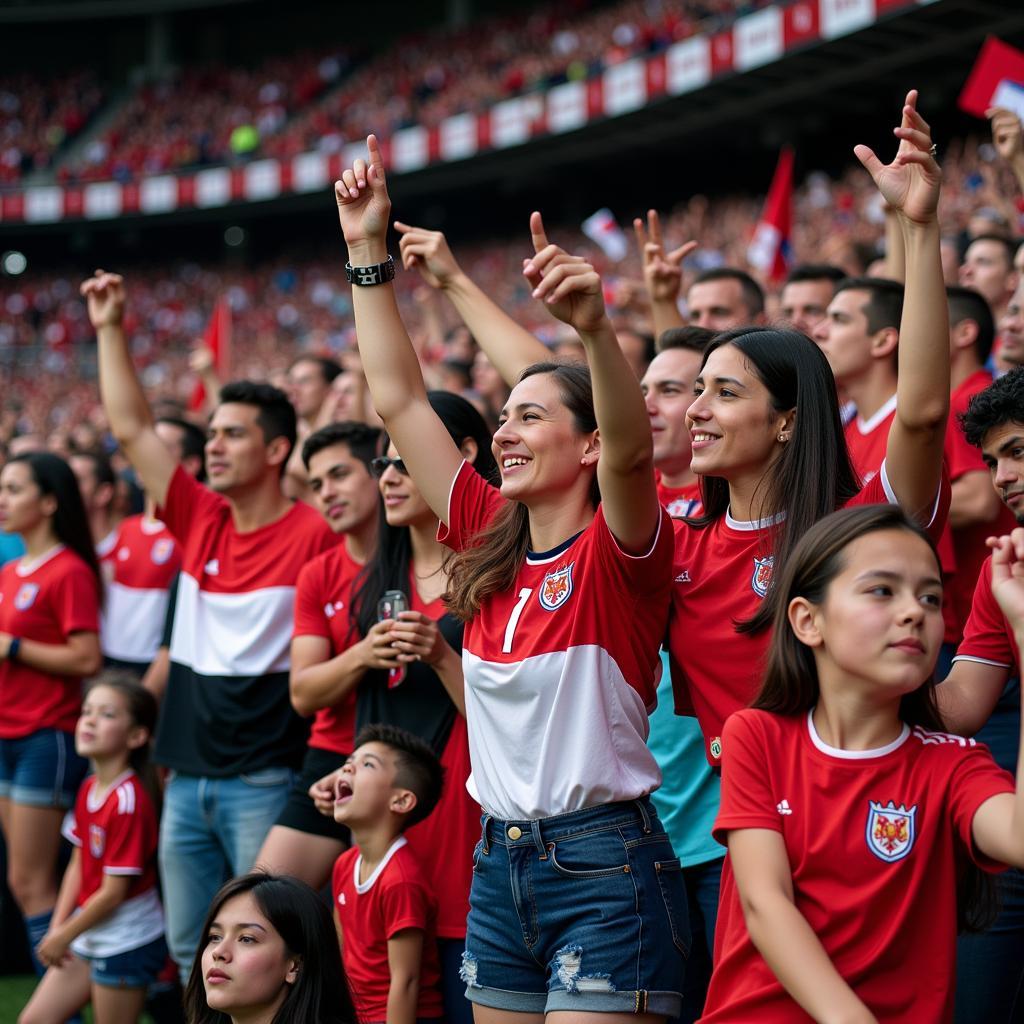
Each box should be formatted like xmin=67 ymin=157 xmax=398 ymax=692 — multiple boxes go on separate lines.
xmin=345 ymin=255 xmax=396 ymax=287
xmin=6 ymin=636 xmax=20 ymax=662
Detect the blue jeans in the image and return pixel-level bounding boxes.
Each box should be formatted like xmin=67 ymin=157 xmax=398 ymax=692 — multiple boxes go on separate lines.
xmin=678 ymin=857 xmax=723 ymax=1024
xmin=158 ymin=768 xmax=293 ymax=981
xmin=462 ymin=798 xmax=689 ymax=1017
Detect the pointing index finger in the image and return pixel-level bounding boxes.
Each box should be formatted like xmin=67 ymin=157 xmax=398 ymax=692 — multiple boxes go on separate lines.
xmin=366 ymin=133 xmax=386 ymax=185
xmin=647 ymin=209 xmax=663 ymax=247
xmin=530 ymin=211 xmax=549 ymax=254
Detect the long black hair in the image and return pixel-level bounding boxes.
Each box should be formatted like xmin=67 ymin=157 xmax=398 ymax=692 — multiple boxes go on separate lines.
xmin=183 ymin=873 xmax=357 ymax=1024
xmin=350 ymin=390 xmax=498 ymax=639
xmin=686 ymin=328 xmax=861 ymax=633
xmin=9 ymin=452 xmax=103 ymax=601
xmin=753 ymin=504 xmax=996 ymax=933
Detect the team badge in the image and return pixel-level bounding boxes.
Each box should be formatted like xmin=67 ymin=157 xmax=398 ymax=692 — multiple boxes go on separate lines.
xmin=539 ymin=563 xmax=574 ymax=611
xmin=89 ymin=824 xmax=106 ymax=858
xmin=709 ymin=736 xmax=722 ymax=760
xmin=866 ymin=801 xmax=917 ymax=863
xmin=151 ymin=538 xmax=174 ymax=565
xmin=666 ymin=497 xmax=699 ymax=518
xmin=14 ymin=583 xmax=39 ymax=611
xmin=751 ymin=556 xmax=774 ymax=598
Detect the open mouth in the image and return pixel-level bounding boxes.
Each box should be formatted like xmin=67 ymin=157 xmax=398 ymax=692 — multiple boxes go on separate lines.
xmin=501 ymin=455 xmax=531 ymax=472
xmin=335 ymin=778 xmax=354 ymax=804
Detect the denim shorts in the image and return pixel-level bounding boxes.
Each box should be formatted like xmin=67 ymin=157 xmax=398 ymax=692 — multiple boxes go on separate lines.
xmin=0 ymin=729 xmax=87 ymax=808
xmin=461 ymin=797 xmax=689 ymax=1016
xmin=86 ymin=934 xmax=169 ymax=988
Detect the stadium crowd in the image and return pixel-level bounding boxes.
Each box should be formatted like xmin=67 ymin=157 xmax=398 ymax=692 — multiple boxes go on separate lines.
xmin=1 ymin=88 xmax=1024 ymax=1024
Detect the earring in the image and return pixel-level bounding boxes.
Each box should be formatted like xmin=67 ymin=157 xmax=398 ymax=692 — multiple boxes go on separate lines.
xmin=778 ymin=434 xmax=787 ymax=442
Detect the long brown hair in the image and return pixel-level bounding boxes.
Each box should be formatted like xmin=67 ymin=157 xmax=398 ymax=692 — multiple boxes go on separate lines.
xmin=753 ymin=504 xmax=995 ymax=932
xmin=445 ymin=362 xmax=597 ymax=621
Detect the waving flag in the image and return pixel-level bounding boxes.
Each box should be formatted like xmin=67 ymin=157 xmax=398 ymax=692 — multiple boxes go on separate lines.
xmin=189 ymin=298 xmax=232 ymax=412
xmin=582 ymin=207 xmax=629 ymax=262
xmin=747 ymin=147 xmax=794 ymax=283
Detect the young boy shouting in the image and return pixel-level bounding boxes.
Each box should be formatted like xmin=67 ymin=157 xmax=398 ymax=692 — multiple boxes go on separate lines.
xmin=331 ymin=723 xmax=445 ymax=1024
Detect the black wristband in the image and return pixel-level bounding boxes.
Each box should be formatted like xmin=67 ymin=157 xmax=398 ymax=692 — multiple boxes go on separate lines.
xmin=7 ymin=636 xmax=20 ymax=662
xmin=345 ymin=255 xmax=396 ymax=287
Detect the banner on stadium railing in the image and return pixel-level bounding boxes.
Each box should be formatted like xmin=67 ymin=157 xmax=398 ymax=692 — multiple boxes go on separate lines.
xmin=0 ymin=0 xmax=924 ymax=225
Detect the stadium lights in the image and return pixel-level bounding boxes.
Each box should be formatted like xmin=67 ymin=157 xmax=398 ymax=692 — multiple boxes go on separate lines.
xmin=1 ymin=251 xmax=27 ymax=276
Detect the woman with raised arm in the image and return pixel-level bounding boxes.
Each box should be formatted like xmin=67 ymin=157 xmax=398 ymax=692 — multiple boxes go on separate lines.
xmin=667 ymin=91 xmax=952 ymax=771
xmin=334 ymin=136 xmax=687 ymax=1022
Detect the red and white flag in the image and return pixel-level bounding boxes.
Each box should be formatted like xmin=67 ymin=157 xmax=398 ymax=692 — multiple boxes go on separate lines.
xmin=582 ymin=208 xmax=629 ymax=262
xmin=747 ymin=147 xmax=794 ymax=283
xmin=189 ymin=298 xmax=232 ymax=412
xmin=959 ymin=36 xmax=1024 ymax=119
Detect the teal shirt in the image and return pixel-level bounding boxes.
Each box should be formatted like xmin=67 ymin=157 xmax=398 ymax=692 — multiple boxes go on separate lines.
xmin=0 ymin=531 xmax=24 ymax=567
xmin=648 ymin=651 xmax=722 ymax=866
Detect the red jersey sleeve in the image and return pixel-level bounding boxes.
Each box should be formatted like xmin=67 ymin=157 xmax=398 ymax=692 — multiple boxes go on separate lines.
xmin=955 ymin=558 xmax=1018 ymax=672
xmin=62 ymin=808 xmax=82 ymax=847
xmin=947 ymin=744 xmax=1015 ymax=872
xmin=51 ymin=557 xmax=100 ymax=635
xmin=156 ymin=465 xmax=224 ymax=543
xmin=591 ymin=502 xmax=674 ymax=593
xmin=102 ymin=783 xmax=150 ymax=875
xmin=845 ymin=459 xmax=951 ymax=547
xmin=712 ymin=710 xmax=781 ymax=844
xmin=293 ymin=559 xmax=331 ymax=640
xmin=437 ymin=461 xmax=504 ymax=552
xmin=379 ymin=872 xmax=432 ymax=940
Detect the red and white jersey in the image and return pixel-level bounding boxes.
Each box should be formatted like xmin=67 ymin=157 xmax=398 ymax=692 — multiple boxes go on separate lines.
xmin=96 ymin=526 xmax=119 ymax=584
xmin=438 ymin=461 xmax=672 ymax=819
xmin=101 ymin=515 xmax=181 ymax=666
xmin=700 ymin=709 xmax=1013 ymax=1024
xmin=953 ymin=556 xmax=1020 ymax=676
xmin=843 ymin=393 xmax=896 ymax=484
xmin=656 ymin=476 xmax=703 ymax=518
xmin=669 ymin=465 xmax=948 ymax=766
xmin=332 ymin=837 xmax=443 ymax=1022
xmin=0 ymin=546 xmax=99 ymax=739
xmin=63 ymin=771 xmax=164 ymax=958
xmin=293 ymin=542 xmax=365 ymax=755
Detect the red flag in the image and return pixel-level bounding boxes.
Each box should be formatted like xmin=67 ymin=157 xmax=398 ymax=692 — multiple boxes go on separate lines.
xmin=959 ymin=37 xmax=1024 ymax=119
xmin=747 ymin=147 xmax=794 ymax=284
xmin=189 ymin=298 xmax=232 ymax=412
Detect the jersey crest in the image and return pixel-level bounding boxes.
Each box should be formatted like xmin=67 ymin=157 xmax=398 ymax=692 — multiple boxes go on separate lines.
xmin=539 ymin=563 xmax=574 ymax=611
xmin=866 ymin=800 xmax=916 ymax=863
xmin=14 ymin=583 xmax=39 ymax=610
xmin=151 ymin=538 xmax=175 ymax=565
xmin=89 ymin=823 xmax=106 ymax=858
xmin=751 ymin=556 xmax=774 ymax=598
xmin=666 ymin=497 xmax=699 ymax=518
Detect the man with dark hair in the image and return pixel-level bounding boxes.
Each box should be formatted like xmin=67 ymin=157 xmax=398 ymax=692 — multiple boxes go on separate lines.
xmin=960 ymin=234 xmax=1018 ymax=323
xmin=779 ymin=264 xmax=846 ymax=336
xmin=256 ymin=420 xmax=383 ymax=887
xmin=998 ymin=275 xmax=1024 ymax=371
xmin=82 ymin=269 xmax=336 ymax=980
xmin=942 ymin=286 xmax=1015 ymax=650
xmin=686 ymin=268 xmax=765 ymax=331
xmin=155 ymin=416 xmax=206 ymax=482
xmin=813 ymin=277 xmax=905 ymax=482
xmin=285 ymin=355 xmax=344 ymax=500
xmin=939 ymin=366 xmax=1024 ymax=1019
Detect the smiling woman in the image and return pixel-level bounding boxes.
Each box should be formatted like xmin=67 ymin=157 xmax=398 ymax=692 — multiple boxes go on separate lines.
xmin=183 ymin=873 xmax=356 ymax=1024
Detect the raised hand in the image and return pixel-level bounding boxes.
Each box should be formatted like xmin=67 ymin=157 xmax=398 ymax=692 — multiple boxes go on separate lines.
xmin=855 ymin=90 xmax=940 ymax=225
xmin=80 ymin=269 xmax=125 ymax=329
xmin=334 ymin=134 xmax=391 ymax=252
xmin=987 ymin=107 xmax=1024 ymax=165
xmin=523 ymin=211 xmax=608 ymax=335
xmin=633 ymin=209 xmax=697 ymax=303
xmin=395 ymin=222 xmax=463 ymax=290
xmin=990 ymin=528 xmax=1024 ymax=635
xmin=189 ymin=345 xmax=215 ymax=374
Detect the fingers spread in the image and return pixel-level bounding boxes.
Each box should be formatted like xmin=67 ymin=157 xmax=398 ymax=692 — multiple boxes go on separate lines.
xmin=853 ymin=143 xmax=882 ymax=179
xmin=647 ymin=208 xmax=663 ymax=245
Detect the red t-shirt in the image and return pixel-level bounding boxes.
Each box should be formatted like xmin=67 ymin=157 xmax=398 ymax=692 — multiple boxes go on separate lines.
xmin=0 ymin=546 xmax=100 ymax=738
xmin=843 ymin=394 xmax=896 ymax=486
xmin=701 ymin=709 xmax=1013 ymax=1024
xmin=656 ymin=475 xmax=703 ymax=518
xmin=332 ymin=838 xmax=443 ymax=1022
xmin=668 ymin=466 xmax=950 ymax=766
xmin=944 ymin=370 xmax=1018 ymax=642
xmin=292 ymin=542 xmax=365 ymax=755
xmin=953 ymin=556 xmax=1020 ymax=675
xmin=439 ymin=460 xmax=672 ymax=819
xmin=102 ymin=514 xmax=181 ymax=666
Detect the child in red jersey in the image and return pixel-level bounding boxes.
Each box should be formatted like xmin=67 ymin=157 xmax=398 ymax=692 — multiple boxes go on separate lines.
xmin=331 ymin=723 xmax=444 ymax=1024
xmin=21 ymin=673 xmax=166 ymax=1024
xmin=701 ymin=507 xmax=1024 ymax=1024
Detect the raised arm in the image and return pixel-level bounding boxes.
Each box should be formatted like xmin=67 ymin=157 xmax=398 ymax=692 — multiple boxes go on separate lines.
xmin=987 ymin=107 xmax=1024 ymax=197
xmin=729 ymin=829 xmax=879 ymax=1024
xmin=633 ymin=209 xmax=694 ymax=341
xmin=526 ymin=212 xmax=660 ymax=553
xmin=395 ymin=221 xmax=548 ymax=387
xmin=857 ymin=91 xmax=949 ymax=519
xmin=81 ymin=271 xmax=178 ymax=507
xmin=968 ymin=529 xmax=1024 ymax=867
xmin=334 ymin=138 xmax=464 ymax=523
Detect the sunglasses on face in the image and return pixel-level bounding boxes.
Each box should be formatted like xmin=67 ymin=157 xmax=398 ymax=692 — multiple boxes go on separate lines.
xmin=370 ymin=456 xmax=409 ymax=478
